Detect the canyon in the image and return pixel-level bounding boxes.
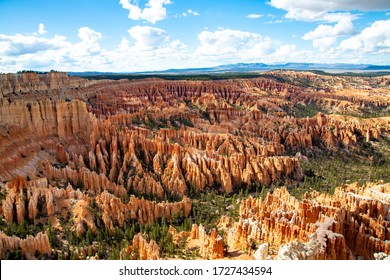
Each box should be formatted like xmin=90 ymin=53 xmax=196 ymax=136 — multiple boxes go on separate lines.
xmin=0 ymin=71 xmax=389 ymax=259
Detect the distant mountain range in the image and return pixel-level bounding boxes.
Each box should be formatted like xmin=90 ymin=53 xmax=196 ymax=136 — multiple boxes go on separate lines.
xmin=68 ymin=63 xmax=390 ymax=76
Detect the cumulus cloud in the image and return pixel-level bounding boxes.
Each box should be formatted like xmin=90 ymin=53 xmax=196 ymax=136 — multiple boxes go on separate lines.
xmin=0 ymin=27 xmax=107 ymax=71
xmin=339 ymin=20 xmax=390 ymax=52
xmin=196 ymin=29 xmax=273 ymax=59
xmin=119 ymin=0 xmax=171 ymax=24
xmin=269 ymin=0 xmax=390 ymax=21
xmin=1 ymin=17 xmax=389 ymax=73
xmin=247 ymin=14 xmax=263 ymax=19
xmin=110 ymin=29 xmax=188 ymax=71
xmin=0 ymin=24 xmax=191 ymax=72
xmin=78 ymin=27 xmax=102 ymax=43
xmin=313 ymin=37 xmax=337 ymax=52
xmin=0 ymin=34 xmax=69 ymax=56
xmin=301 ymin=13 xmax=357 ymax=51
xmin=75 ymin=27 xmax=103 ymax=55
xmin=38 ymin=23 xmax=47 ymax=35
xmin=302 ymin=16 xmax=356 ymax=40
xmin=128 ymin=25 xmax=169 ymax=50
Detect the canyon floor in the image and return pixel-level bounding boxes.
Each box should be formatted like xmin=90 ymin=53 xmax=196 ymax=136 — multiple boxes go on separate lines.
xmin=0 ymin=70 xmax=389 ymax=260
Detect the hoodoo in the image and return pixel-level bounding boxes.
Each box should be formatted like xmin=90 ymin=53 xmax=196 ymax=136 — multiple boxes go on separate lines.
xmin=0 ymin=71 xmax=389 ymax=259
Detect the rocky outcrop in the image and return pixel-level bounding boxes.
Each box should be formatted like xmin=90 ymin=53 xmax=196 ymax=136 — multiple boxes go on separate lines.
xmin=312 ymin=182 xmax=390 ymax=259
xmin=2 ymin=177 xmax=27 ymax=224
xmin=0 ymin=98 xmax=93 ymax=141
xmin=71 ymin=200 xmax=96 ymax=237
xmin=2 ymin=72 xmax=387 ymax=196
xmin=0 ymin=231 xmax=51 ymax=259
xmin=1 ymin=71 xmax=389 ymax=260
xmin=193 ymin=224 xmax=224 ymax=259
xmin=374 ymin=252 xmax=390 ymax=260
xmin=253 ymin=243 xmax=269 ymax=260
xmin=0 ymin=72 xmax=97 ymax=97
xmin=120 ymin=233 xmax=160 ymax=260
xmin=0 ymin=99 xmax=96 ymax=181
xmin=171 ymin=224 xmax=225 ymax=260
xmin=276 ymin=216 xmax=350 ymax=260
xmin=223 ymin=182 xmax=390 ymax=260
xmin=42 ymin=162 xmax=127 ymax=198
xmin=96 ymin=191 xmax=192 ymax=231
xmin=1 ymin=177 xmax=90 ymax=236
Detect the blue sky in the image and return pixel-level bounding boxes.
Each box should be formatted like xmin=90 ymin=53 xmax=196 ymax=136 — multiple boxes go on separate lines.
xmin=0 ymin=0 xmax=389 ymax=72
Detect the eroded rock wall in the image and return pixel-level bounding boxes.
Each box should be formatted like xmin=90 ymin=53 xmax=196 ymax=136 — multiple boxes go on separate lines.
xmin=224 ymin=182 xmax=390 ymax=260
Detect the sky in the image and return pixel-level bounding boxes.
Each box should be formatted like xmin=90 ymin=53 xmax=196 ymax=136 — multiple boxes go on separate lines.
xmin=0 ymin=0 xmax=389 ymax=72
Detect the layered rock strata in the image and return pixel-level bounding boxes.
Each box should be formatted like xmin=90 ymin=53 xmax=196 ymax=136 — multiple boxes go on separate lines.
xmin=1 ymin=71 xmax=389 ymax=260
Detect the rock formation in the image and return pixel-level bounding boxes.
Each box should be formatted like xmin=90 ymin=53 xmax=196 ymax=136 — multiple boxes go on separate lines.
xmin=0 ymin=231 xmax=51 ymax=259
xmin=0 ymin=98 xmax=96 ymax=181
xmin=0 ymin=72 xmax=97 ymax=98
xmin=120 ymin=233 xmax=160 ymax=260
xmin=222 ymin=182 xmax=390 ymax=260
xmin=71 ymin=200 xmax=97 ymax=237
xmin=2 ymin=71 xmax=389 ymax=196
xmin=171 ymin=224 xmax=225 ymax=260
xmin=191 ymin=224 xmax=225 ymax=259
xmin=96 ymin=191 xmax=192 ymax=230
xmin=0 ymin=71 xmax=389 ymax=259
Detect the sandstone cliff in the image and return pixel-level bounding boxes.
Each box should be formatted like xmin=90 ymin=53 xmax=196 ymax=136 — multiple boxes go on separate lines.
xmin=0 ymin=98 xmax=96 ymax=181
xmin=0 ymin=72 xmax=97 ymax=98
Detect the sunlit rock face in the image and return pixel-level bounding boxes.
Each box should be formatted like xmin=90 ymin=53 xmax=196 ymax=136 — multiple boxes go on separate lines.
xmin=120 ymin=233 xmax=160 ymax=260
xmin=225 ymin=182 xmax=390 ymax=260
xmin=0 ymin=231 xmax=51 ymax=260
xmin=0 ymin=71 xmax=389 ymax=259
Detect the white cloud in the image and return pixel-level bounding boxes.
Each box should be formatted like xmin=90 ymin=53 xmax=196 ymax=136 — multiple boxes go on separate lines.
xmin=0 ymin=27 xmax=107 ymax=72
xmin=269 ymin=0 xmax=390 ymax=21
xmin=302 ymin=16 xmax=356 ymax=40
xmin=313 ymin=37 xmax=337 ymax=52
xmin=322 ymin=13 xmax=358 ymax=23
xmin=247 ymin=14 xmax=263 ymax=19
xmin=263 ymin=20 xmax=284 ymax=24
xmin=1 ymin=18 xmax=390 ymax=73
xmin=196 ymin=29 xmax=273 ymax=59
xmin=75 ymin=27 xmax=103 ymax=55
xmin=119 ymin=0 xmax=171 ymax=24
xmin=301 ymin=13 xmax=357 ymax=52
xmin=110 ymin=32 xmax=188 ymax=71
xmin=128 ymin=25 xmax=169 ymax=50
xmin=0 ymin=24 xmax=191 ymax=72
xmin=38 ymin=23 xmax=47 ymax=35
xmin=0 ymin=33 xmax=69 ymax=56
xmin=182 ymin=9 xmax=200 ymax=17
xmin=339 ymin=20 xmax=390 ymax=52
xmin=78 ymin=27 xmax=102 ymax=43
xmin=273 ymin=44 xmax=296 ymax=56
